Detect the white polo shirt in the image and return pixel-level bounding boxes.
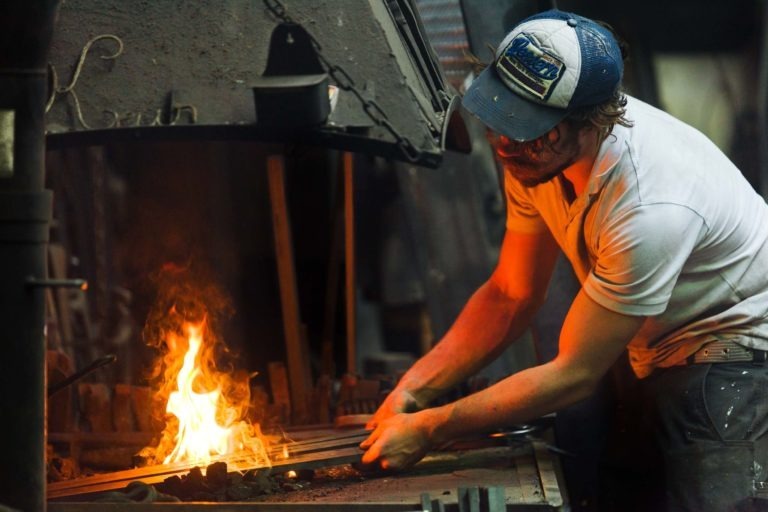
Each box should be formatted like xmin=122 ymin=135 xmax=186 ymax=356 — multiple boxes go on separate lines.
xmin=505 ymin=95 xmax=768 ymax=378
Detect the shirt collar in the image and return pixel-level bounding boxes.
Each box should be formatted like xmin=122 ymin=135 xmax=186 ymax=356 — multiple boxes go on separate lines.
xmin=585 ymin=123 xmax=628 ymax=198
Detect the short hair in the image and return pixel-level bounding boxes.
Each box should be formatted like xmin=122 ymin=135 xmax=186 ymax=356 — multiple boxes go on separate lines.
xmin=564 ymin=89 xmax=634 ymax=137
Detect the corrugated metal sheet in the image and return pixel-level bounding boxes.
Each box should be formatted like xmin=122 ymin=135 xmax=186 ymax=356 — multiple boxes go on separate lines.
xmin=414 ymin=0 xmax=471 ymax=88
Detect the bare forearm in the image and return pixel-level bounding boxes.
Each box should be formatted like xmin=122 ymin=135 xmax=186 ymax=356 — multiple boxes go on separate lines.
xmin=395 ymin=279 xmax=540 ymax=407
xmin=425 ymin=360 xmax=595 ymax=443
xmin=422 ymin=291 xmax=646 ymax=443
xmin=362 ymin=290 xmax=645 ymax=471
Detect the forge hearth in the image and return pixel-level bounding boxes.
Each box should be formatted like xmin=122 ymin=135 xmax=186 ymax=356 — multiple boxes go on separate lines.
xmin=47 ymin=428 xmax=566 ymax=510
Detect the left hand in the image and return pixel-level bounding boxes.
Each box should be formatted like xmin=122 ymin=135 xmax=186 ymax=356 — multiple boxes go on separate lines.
xmin=359 ymin=410 xmax=435 ymax=470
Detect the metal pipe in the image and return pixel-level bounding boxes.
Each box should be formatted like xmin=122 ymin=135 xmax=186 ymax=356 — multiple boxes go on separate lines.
xmin=47 ymin=354 xmax=116 ymax=398
xmin=0 ymin=2 xmax=60 ymax=511
xmin=26 ymin=277 xmax=89 ymax=290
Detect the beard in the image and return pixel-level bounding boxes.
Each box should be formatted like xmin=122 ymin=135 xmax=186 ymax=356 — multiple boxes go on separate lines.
xmin=502 ymin=126 xmax=582 ymax=188
xmin=505 ymin=157 xmax=577 ymax=187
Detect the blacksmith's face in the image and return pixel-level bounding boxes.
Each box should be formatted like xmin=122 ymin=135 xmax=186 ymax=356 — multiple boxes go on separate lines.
xmin=488 ymin=123 xmax=582 ymax=187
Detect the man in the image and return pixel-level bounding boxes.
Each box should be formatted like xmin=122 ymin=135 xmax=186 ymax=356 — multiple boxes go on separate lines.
xmin=360 ymin=9 xmax=768 ymax=512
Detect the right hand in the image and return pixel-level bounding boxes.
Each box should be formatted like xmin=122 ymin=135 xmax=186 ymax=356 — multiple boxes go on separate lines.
xmin=360 ymin=409 xmax=435 ymax=470
xmin=366 ymin=388 xmax=423 ymax=430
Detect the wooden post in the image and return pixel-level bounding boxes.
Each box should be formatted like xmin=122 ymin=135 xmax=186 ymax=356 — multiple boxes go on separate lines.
xmin=319 ymin=163 xmax=345 ymax=378
xmin=266 ymin=154 xmax=311 ymax=423
xmin=343 ymin=152 xmax=356 ymax=376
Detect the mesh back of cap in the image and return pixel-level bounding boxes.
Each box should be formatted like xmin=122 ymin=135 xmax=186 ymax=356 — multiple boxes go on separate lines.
xmin=570 ymin=23 xmax=622 ymax=107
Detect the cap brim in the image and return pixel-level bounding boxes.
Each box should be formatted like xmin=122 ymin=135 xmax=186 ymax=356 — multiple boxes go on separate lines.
xmin=462 ymin=66 xmax=568 ymax=141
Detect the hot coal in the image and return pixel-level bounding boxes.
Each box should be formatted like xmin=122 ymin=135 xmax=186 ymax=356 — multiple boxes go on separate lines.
xmin=155 ymin=462 xmax=282 ymax=502
xmin=205 ymin=461 xmax=228 ymax=488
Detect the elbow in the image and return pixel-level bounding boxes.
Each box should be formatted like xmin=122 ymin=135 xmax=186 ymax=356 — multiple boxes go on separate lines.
xmin=487 ymin=275 xmax=546 ymax=315
xmin=552 ymin=360 xmax=603 ymax=404
xmin=572 ymin=372 xmax=601 ymax=402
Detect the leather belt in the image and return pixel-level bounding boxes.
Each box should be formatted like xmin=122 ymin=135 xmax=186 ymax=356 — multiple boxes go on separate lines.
xmin=687 ymin=340 xmax=768 ymax=364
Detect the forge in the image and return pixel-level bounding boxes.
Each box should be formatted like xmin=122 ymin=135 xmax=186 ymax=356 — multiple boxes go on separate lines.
xmin=0 ymin=0 xmax=569 ymax=510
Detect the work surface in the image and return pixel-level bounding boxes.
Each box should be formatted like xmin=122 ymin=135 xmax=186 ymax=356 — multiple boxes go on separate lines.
xmin=255 ymin=442 xmax=565 ymax=508
xmin=49 ymin=440 xmax=566 ymax=511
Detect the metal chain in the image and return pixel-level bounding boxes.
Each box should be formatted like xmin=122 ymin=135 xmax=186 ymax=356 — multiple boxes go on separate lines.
xmin=264 ymin=0 xmax=424 ymax=163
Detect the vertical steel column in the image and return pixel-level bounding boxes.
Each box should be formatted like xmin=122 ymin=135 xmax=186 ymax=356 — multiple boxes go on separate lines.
xmin=0 ymin=2 xmax=59 ymax=510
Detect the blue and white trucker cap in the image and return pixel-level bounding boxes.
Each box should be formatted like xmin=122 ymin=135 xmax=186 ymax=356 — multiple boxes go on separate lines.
xmin=462 ymin=9 xmax=623 ymax=141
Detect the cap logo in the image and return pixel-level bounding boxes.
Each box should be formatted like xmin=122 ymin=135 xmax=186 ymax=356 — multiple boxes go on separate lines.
xmin=496 ymin=33 xmax=565 ymax=101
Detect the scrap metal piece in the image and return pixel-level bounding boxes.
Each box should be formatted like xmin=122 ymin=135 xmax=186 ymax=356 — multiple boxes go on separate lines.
xmin=458 ymin=486 xmax=480 ymax=512
xmin=480 ymin=486 xmax=506 ymax=512
xmin=420 ymin=492 xmax=447 ymax=512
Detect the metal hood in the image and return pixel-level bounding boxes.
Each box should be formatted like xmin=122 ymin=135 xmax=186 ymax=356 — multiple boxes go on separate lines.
xmin=45 ymin=0 xmax=469 ymax=167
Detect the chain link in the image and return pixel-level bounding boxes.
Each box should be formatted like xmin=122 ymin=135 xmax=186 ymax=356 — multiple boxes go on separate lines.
xmin=263 ymin=0 xmax=424 ymax=163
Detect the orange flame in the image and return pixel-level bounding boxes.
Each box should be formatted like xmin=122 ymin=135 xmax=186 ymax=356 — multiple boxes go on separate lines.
xmin=138 ymin=269 xmax=273 ymax=469
xmin=141 ymin=316 xmax=271 ymax=469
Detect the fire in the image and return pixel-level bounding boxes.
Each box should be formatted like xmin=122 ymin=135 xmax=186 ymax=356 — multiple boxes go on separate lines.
xmin=164 ymin=323 xmax=234 ymax=463
xmin=141 ymin=316 xmax=271 ymax=470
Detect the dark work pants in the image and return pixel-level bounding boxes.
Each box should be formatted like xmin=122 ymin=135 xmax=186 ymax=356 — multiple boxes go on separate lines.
xmin=641 ymin=362 xmax=768 ymax=512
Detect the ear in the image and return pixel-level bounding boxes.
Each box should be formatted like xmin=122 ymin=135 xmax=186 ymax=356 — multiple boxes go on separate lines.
xmin=546 ymin=124 xmax=563 ymax=144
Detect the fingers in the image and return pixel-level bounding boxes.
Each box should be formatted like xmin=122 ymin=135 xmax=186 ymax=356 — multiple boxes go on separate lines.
xmin=365 ymin=413 xmax=381 ymax=430
xmin=359 ymin=419 xmax=422 ymax=471
xmin=359 ymin=424 xmax=397 ymax=469
xmin=360 ymin=436 xmax=395 ymax=469
xmin=360 ymin=436 xmax=381 ymax=465
xmin=366 ymin=408 xmax=390 ymax=430
xmin=366 ymin=399 xmax=396 ymax=430
xmin=366 ymin=389 xmax=415 ymax=430
xmin=359 ymin=425 xmax=381 ymax=450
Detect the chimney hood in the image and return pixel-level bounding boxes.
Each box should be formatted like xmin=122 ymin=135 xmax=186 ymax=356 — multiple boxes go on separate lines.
xmin=45 ymin=0 xmax=470 ymax=167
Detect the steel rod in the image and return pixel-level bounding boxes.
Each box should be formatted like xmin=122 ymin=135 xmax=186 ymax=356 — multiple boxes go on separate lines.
xmin=47 ymin=446 xmax=364 ymax=499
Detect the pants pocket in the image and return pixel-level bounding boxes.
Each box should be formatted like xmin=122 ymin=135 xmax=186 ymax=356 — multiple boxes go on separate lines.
xmin=703 ymin=363 xmax=760 ymax=442
xmin=664 ymin=441 xmax=754 ymax=512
